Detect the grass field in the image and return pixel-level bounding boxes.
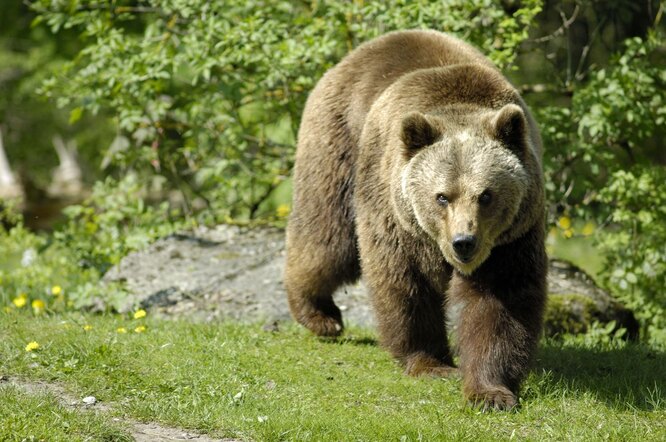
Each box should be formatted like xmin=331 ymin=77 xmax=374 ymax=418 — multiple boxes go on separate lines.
xmin=1 ymin=311 xmax=664 ymax=441
xmin=0 ymin=385 xmax=132 ymax=441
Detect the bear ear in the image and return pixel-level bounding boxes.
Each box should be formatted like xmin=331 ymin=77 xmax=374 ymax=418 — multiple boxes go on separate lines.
xmin=400 ymin=112 xmax=440 ymax=156
xmin=487 ymin=104 xmax=528 ymax=157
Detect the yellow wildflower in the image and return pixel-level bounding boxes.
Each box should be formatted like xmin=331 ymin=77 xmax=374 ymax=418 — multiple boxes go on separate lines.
xmin=12 ymin=293 xmax=28 ymax=308
xmin=83 ymin=324 xmax=93 ymax=331
xmin=276 ymin=204 xmax=290 ymax=219
xmin=31 ymin=299 xmax=45 ymax=314
xmin=581 ymin=222 xmax=595 ymax=236
xmin=133 ymin=309 xmax=147 ymax=319
xmin=558 ymin=216 xmax=571 ymax=230
xmin=25 ymin=341 xmax=40 ymax=352
xmin=563 ymin=228 xmax=574 ymax=239
xmin=117 ymin=327 xmax=127 ymax=334
xmin=134 ymin=325 xmax=147 ymax=333
xmin=51 ymin=285 xmax=62 ymax=296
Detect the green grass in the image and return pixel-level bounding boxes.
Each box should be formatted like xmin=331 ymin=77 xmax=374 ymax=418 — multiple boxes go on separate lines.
xmin=0 ymin=384 xmax=131 ymax=441
xmin=1 ymin=311 xmax=665 ymax=441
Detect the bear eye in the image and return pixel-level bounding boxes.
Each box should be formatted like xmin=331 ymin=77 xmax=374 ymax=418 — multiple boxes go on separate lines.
xmin=436 ymin=194 xmax=449 ymax=207
xmin=479 ymin=190 xmax=492 ymax=206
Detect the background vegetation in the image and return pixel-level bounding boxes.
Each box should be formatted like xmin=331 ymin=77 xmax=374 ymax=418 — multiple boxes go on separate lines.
xmin=1 ymin=0 xmax=664 ymax=343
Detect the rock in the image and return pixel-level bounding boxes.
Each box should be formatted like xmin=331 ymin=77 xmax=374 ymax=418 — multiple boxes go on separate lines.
xmin=103 ymin=226 xmax=638 ymax=338
xmin=102 ymin=225 xmax=373 ymax=325
xmin=546 ymin=259 xmax=639 ymax=339
xmin=82 ymin=396 xmax=97 ymax=406
xmin=261 ymin=321 xmax=280 ymax=333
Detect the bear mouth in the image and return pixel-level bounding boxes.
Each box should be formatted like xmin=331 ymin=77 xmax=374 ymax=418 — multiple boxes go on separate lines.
xmin=454 ymin=247 xmax=477 ymax=264
xmin=451 ymin=254 xmax=482 ymax=276
xmin=456 ymin=255 xmax=474 ymax=264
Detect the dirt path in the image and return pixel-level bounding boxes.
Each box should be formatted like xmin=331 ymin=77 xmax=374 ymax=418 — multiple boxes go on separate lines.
xmin=1 ymin=376 xmax=240 ymax=442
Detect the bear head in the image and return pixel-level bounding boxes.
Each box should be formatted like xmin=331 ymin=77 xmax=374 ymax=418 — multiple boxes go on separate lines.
xmin=395 ymin=103 xmax=531 ymax=275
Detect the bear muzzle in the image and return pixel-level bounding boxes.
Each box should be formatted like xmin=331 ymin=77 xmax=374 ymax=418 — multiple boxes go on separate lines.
xmin=452 ymin=234 xmax=478 ymax=263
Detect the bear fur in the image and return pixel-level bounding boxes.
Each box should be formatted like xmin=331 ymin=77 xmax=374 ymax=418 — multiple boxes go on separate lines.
xmin=285 ymin=30 xmax=547 ymax=410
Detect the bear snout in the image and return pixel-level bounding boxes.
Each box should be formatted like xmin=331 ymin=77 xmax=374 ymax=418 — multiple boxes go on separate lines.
xmin=452 ymin=234 xmax=477 ymax=262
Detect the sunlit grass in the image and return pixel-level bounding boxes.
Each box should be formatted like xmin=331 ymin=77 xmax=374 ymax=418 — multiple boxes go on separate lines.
xmin=1 ymin=312 xmax=664 ymax=441
xmin=0 ymin=384 xmax=131 ymax=442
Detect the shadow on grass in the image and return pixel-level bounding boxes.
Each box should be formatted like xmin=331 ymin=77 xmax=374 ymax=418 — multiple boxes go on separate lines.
xmin=536 ymin=342 xmax=665 ymax=411
xmin=316 ymin=335 xmax=378 ymax=347
xmin=342 ymin=336 xmax=378 ymax=347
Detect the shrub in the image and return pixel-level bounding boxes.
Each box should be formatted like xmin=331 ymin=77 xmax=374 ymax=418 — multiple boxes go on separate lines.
xmin=29 ymin=0 xmax=542 ymax=220
xmin=597 ymin=167 xmax=666 ymax=343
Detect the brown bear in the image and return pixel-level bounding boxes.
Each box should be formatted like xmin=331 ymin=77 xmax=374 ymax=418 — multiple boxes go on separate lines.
xmin=285 ymin=30 xmax=547 ymax=410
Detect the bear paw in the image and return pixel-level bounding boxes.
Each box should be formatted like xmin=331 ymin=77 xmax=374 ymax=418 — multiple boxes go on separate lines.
xmin=404 ymin=352 xmax=458 ymax=378
xmin=301 ymin=312 xmax=344 ymax=337
xmin=467 ymin=386 xmax=517 ymax=411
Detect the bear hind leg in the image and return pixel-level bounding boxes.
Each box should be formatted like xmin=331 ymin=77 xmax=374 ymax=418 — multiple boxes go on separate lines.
xmin=285 ymin=231 xmax=360 ymax=337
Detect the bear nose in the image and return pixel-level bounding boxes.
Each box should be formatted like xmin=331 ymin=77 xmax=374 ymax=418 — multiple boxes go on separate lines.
xmin=452 ymin=234 xmax=477 ymax=262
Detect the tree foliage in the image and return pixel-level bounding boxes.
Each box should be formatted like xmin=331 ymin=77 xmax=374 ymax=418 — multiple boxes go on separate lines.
xmin=541 ymin=32 xmax=666 ymax=213
xmin=532 ymin=3 xmax=665 ymax=338
xmin=597 ymin=166 xmax=666 ymax=341
xmin=29 ymin=0 xmax=542 ymax=219
xmin=0 ymin=1 xmax=112 ymax=188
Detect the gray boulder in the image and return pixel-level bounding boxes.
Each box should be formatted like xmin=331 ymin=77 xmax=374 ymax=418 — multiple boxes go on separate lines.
xmin=545 ymin=259 xmax=639 ymax=339
xmin=103 ymin=225 xmax=638 ymax=338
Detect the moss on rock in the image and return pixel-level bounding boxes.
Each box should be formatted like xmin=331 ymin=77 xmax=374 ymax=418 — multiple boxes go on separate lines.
xmin=544 ymin=293 xmax=599 ymax=336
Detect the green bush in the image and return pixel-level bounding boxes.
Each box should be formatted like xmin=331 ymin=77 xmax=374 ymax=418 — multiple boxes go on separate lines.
xmin=597 ymin=167 xmax=666 ymax=343
xmin=1 ymin=176 xmax=188 ymax=312
xmin=0 ymin=214 xmax=98 ymax=314
xmin=29 ymin=0 xmax=542 ymax=221
xmin=541 ymin=32 xmax=666 ymax=215
xmin=54 ymin=174 xmax=187 ymax=274
xmin=540 ymin=28 xmax=666 ymax=337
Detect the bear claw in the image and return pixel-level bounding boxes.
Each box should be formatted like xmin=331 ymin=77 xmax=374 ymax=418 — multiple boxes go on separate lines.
xmin=467 ymin=386 xmax=518 ymax=411
xmin=404 ymin=353 xmax=458 ymax=378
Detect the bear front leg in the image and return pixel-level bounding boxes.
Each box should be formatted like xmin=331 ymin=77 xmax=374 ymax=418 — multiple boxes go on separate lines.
xmin=449 ymin=227 xmax=547 ymax=410
xmin=362 ymin=251 xmax=456 ymax=377
xmin=373 ymin=281 xmax=456 ymax=377
xmin=451 ymin=283 xmax=534 ymax=410
xmin=378 ymin=284 xmax=456 ymax=377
